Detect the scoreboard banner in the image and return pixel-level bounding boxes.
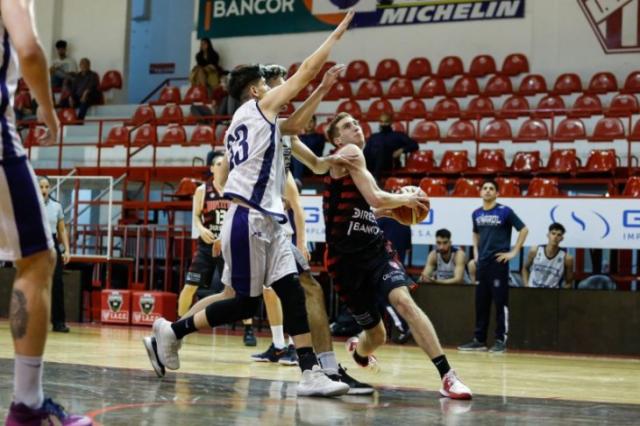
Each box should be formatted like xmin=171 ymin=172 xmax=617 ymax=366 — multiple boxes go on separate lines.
xmin=198 ymin=0 xmax=526 ymax=38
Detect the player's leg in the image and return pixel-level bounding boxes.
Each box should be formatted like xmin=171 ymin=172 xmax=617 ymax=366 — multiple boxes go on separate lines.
xmin=178 ymin=284 xmax=199 ymax=317
xmin=251 ymin=286 xmax=288 ymax=362
xmin=459 ymin=263 xmax=491 ymax=351
xmin=178 ymin=248 xmax=215 ymax=317
xmin=489 ymin=262 xmax=509 ymax=353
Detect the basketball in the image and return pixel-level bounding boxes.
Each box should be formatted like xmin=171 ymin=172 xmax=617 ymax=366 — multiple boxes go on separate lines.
xmin=391 ymin=186 xmax=430 ymax=225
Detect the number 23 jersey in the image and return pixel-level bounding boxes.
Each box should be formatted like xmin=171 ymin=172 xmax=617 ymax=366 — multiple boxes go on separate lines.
xmin=223 ymin=100 xmax=288 ymax=223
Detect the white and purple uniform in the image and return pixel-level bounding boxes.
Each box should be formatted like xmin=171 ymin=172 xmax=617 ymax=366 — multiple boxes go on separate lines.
xmin=0 ymin=23 xmax=52 ymax=261
xmin=220 ymin=100 xmax=296 ymax=297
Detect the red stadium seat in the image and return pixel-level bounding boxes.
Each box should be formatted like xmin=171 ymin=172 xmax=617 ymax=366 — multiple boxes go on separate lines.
xmin=450 ymin=76 xmax=480 ymax=97
xmin=511 ymin=151 xmax=543 ymax=174
xmin=535 ymin=95 xmax=566 ymax=118
xmin=463 ymin=96 xmax=495 ymax=119
xmin=404 ymin=150 xmax=435 ymax=173
xmin=606 ymin=94 xmax=639 ymax=117
xmin=100 ymin=70 xmax=123 ymax=91
xmin=479 ymin=119 xmax=512 ymax=142
xmin=405 ymin=57 xmax=432 ymax=79
xmin=483 ymin=75 xmax=513 ymax=97
xmin=568 ymin=94 xmax=602 ymax=117
xmin=514 ymin=119 xmax=549 ymax=142
xmin=324 ymin=81 xmax=353 ymax=101
xmin=437 ymin=56 xmax=464 ymax=78
xmin=182 ymin=85 xmax=208 ymax=104
xmin=544 ymin=149 xmax=580 ymax=174
xmin=589 ymin=117 xmax=625 ymax=141
xmin=527 ymin=177 xmax=560 ymax=197
xmin=374 ymin=58 xmax=401 ymax=81
xmin=621 ymin=71 xmax=640 ymax=94
xmin=158 ymin=104 xmax=184 ymax=124
xmin=410 ymin=120 xmax=440 ymax=142
xmin=452 ymin=178 xmax=480 ymax=197
xmin=287 ymin=63 xmax=300 ymax=79
xmin=552 ymin=118 xmax=586 ymax=141
xmin=630 ymin=119 xmax=640 ymax=141
xmin=14 ymin=91 xmax=32 ymax=111
xmin=580 ymin=149 xmax=618 ymax=174
xmin=344 ymin=60 xmax=371 ymax=82
xmin=517 ymin=74 xmax=547 ymax=96
xmin=587 ymin=72 xmax=618 ymax=94
xmin=360 ymin=121 xmax=372 ymax=139
xmin=337 ymin=99 xmax=363 ymax=119
xmin=103 ymin=126 xmax=130 ymax=146
xmin=384 ymin=177 xmax=413 ymax=191
xmin=364 ymin=99 xmax=394 ymax=121
xmin=444 ymin=119 xmax=475 ymax=142
xmin=128 ymin=105 xmax=156 ymax=126
xmin=160 ymin=125 xmax=187 ymax=145
xmin=469 ymin=54 xmax=497 ymax=77
xmin=153 ymin=86 xmax=181 ymax=105
xmin=429 ymin=98 xmax=460 ymax=120
xmin=132 ymin=124 xmax=157 ymax=146
xmin=419 ymin=177 xmax=448 ymax=196
xmin=355 ymin=79 xmax=383 ymax=100
xmin=501 ymin=53 xmax=529 ymax=76
xmin=57 ymin=108 xmax=77 ymax=124
xmin=476 ymin=149 xmax=507 ymax=174
xmin=552 ymin=73 xmax=582 ymax=95
xmin=397 ymin=98 xmax=427 ymax=120
xmin=293 ymin=81 xmax=318 ymax=102
xmin=313 ymin=61 xmax=336 ymax=83
xmin=189 ymin=125 xmax=215 ymax=145
xmin=174 ymin=178 xmax=201 ymax=198
xmin=392 ymin=121 xmax=406 ymax=133
xmin=439 ymin=150 xmax=470 ymax=174
xmin=417 ymin=77 xmax=446 ymax=98
xmin=496 ymin=177 xmax=521 ymax=197
xmin=622 ymin=176 xmax=640 ymax=197
xmin=386 ymin=78 xmax=415 ymax=99
xmin=498 ymin=95 xmax=530 ymax=118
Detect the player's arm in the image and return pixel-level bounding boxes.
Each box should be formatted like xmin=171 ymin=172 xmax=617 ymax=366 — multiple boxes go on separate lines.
xmin=521 ymin=246 xmax=537 ymax=287
xmin=284 ymin=172 xmax=309 ymax=259
xmin=258 ymin=11 xmax=353 ymax=119
xmin=2 ymin=0 xmax=58 ymax=145
xmin=192 ymin=186 xmax=215 ymax=244
xmin=496 ymin=226 xmax=529 ymax=263
xmin=563 ymin=253 xmax=575 ymax=289
xmin=430 ymin=250 xmax=468 ymax=285
xmin=472 ymin=232 xmax=479 ymax=263
xmin=56 ymin=215 xmax=70 ymax=264
xmin=291 ymin=135 xmax=340 ymax=175
xmin=418 ymin=251 xmax=437 ymax=283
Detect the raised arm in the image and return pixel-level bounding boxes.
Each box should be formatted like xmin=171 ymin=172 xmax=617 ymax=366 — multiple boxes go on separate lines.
xmin=521 ymin=246 xmax=537 ymax=287
xmin=258 ymin=11 xmax=353 ymax=119
xmin=284 ymin=171 xmax=309 ymax=260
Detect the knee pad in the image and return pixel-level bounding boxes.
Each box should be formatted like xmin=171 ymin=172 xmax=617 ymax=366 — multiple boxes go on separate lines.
xmin=204 ymin=295 xmax=260 ymax=328
xmin=271 ymin=273 xmax=310 ymax=336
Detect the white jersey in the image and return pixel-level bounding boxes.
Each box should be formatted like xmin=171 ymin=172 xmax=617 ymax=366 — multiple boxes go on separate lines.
xmin=435 ymin=247 xmax=470 ymax=283
xmin=0 ymin=21 xmax=24 ymax=160
xmin=528 ymin=245 xmax=566 ymax=288
xmin=223 ymin=100 xmax=288 ymax=223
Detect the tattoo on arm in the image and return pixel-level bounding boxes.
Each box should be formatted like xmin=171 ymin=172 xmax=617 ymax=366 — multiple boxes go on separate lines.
xmin=10 ymin=289 xmax=28 ymax=339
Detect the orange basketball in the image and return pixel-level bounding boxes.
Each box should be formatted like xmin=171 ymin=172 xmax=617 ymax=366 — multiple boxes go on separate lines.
xmin=391 ymin=186 xmax=430 ymax=225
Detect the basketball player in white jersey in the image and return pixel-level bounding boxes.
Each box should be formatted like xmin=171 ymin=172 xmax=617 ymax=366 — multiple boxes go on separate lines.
xmin=1 ymin=0 xmax=91 ymax=424
xmin=145 ymin=11 xmax=355 ymax=397
xmin=522 ymin=222 xmax=574 ymax=288
xmin=419 ymin=228 xmax=470 ymax=285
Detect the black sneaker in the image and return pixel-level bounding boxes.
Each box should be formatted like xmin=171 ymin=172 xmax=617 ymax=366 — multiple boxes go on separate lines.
xmin=278 ymin=344 xmax=299 ymax=366
xmin=251 ymin=343 xmax=286 ymax=362
xmin=327 ymin=364 xmax=375 ymax=395
xmin=457 ymin=338 xmax=488 ymax=352
xmin=243 ymin=327 xmax=257 ymax=347
xmin=489 ymin=340 xmax=506 ymax=353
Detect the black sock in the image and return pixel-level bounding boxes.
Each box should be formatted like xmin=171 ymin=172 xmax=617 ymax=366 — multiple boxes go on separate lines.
xmin=353 ymin=349 xmax=370 ymax=367
xmin=296 ymin=347 xmax=318 ymax=372
xmin=170 ymin=317 xmax=198 ymax=340
xmin=244 ymin=324 xmax=252 ymax=331
xmin=432 ymin=355 xmax=451 ymax=379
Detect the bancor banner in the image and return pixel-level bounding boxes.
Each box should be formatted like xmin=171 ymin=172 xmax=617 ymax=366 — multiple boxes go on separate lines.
xmin=198 ymin=0 xmax=526 ymax=38
xmin=301 ymin=196 xmax=640 ymax=249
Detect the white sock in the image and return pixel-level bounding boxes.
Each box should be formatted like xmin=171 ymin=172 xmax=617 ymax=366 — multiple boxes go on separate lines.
xmin=271 ymin=325 xmax=285 ymax=349
xmin=287 ymin=336 xmax=294 ymax=346
xmin=14 ymin=354 xmax=44 ymax=409
xmin=317 ymin=351 xmax=339 ymax=375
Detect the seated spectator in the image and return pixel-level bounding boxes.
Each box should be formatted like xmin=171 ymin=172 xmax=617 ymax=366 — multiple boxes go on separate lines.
xmin=189 ymin=39 xmax=223 ymax=95
xmin=419 ymin=228 xmax=470 ymax=285
xmin=522 ymin=222 xmax=574 ymax=288
xmin=49 ymin=40 xmax=77 ymax=89
xmin=190 ymin=72 xmax=236 ymax=125
xmin=292 ymin=115 xmax=326 ymax=181
xmin=363 ymin=112 xmax=418 ymax=181
xmin=59 ymin=58 xmax=101 ymax=120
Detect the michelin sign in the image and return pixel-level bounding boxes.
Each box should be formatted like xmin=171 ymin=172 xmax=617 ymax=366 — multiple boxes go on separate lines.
xmin=198 ymin=0 xmax=526 ymax=38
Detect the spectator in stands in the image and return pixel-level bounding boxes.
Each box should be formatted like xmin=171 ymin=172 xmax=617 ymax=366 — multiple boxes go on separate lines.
xmin=522 ymin=222 xmax=574 ymax=288
xmin=189 ymin=38 xmax=223 ymax=95
xmin=59 ymin=57 xmax=101 ymax=120
xmin=292 ymin=115 xmax=326 ymax=181
xmin=458 ymin=180 xmax=528 ymax=353
xmin=49 ymin=40 xmax=77 ymax=89
xmin=363 ymin=112 xmax=418 ymax=181
xmin=419 ymin=228 xmax=470 ymax=285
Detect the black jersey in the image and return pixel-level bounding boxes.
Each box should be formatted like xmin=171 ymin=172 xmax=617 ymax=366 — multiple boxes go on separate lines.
xmin=198 ymin=180 xmax=230 ymax=247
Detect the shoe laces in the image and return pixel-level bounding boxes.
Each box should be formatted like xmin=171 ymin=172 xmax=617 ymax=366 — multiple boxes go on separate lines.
xmin=42 ymin=398 xmax=68 ymax=420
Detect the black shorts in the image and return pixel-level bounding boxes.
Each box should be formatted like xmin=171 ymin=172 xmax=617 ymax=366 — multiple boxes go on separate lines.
xmin=186 ymin=244 xmax=224 ymax=288
xmin=327 ymin=248 xmax=413 ymax=330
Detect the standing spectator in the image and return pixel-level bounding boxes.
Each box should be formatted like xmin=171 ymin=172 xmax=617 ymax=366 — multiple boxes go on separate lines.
xmin=363 ymin=112 xmax=418 ymax=181
xmin=49 ymin=40 xmax=77 ymax=89
xmin=59 ymin=57 xmax=101 ymax=120
xmin=38 ymin=176 xmax=70 ymax=333
xmin=189 ymin=38 xmax=223 ymax=95
xmin=458 ymin=180 xmax=528 ymax=353
xmin=419 ymin=228 xmax=470 ymax=285
xmin=522 ymin=223 xmax=574 ymax=288
xmin=292 ymin=115 xmax=326 ymax=181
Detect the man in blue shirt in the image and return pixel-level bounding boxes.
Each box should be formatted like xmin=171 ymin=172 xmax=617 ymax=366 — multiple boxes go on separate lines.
xmin=458 ymin=180 xmax=528 ymax=353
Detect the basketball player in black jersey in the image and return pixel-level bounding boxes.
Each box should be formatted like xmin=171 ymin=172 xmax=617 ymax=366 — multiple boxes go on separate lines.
xmin=324 ymin=112 xmax=472 ymax=400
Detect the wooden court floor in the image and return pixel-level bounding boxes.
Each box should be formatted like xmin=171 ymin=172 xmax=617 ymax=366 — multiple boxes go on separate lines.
xmin=0 ymin=321 xmax=639 ymax=425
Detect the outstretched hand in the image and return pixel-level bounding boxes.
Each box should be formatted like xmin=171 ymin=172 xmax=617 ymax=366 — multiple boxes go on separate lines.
xmin=36 ymin=107 xmax=60 ymax=146
xmin=320 ymin=64 xmax=346 ymax=89
xmin=332 ymin=10 xmax=355 ymax=40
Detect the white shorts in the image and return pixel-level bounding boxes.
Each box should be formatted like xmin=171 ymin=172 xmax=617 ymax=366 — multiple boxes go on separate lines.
xmin=0 ymin=156 xmax=53 ymax=261
xmin=221 ymin=204 xmax=297 ymax=297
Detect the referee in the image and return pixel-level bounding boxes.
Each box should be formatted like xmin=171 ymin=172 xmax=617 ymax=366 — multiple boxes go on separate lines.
xmin=458 ymin=180 xmax=528 ymax=353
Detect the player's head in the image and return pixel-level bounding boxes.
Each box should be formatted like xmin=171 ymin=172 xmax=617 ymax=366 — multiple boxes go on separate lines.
xmin=208 ymin=151 xmax=225 ymax=183
xmin=435 ymin=228 xmax=452 ymax=255
xmin=547 ymin=222 xmax=566 ymax=246
xmin=79 ymin=58 xmax=91 ymax=72
xmin=38 ymin=176 xmax=51 ymax=199
xmin=228 ymin=64 xmax=268 ymax=102
xmin=327 ymin=112 xmax=365 ymax=149
xmin=263 ymin=64 xmax=287 ymax=88
xmin=480 ymin=179 xmax=498 ymax=203
xmin=55 ymin=40 xmax=67 ymax=57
